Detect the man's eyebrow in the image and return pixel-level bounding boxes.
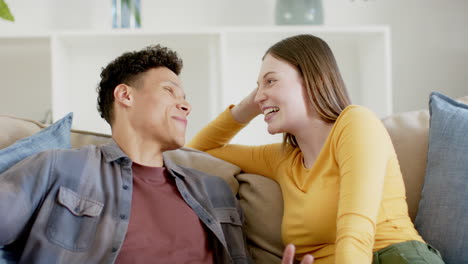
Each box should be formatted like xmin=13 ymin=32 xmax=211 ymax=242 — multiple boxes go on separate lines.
xmin=168 ymin=80 xmax=180 ymax=88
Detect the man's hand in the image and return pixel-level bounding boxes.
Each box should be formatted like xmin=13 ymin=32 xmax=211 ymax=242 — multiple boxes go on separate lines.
xmin=281 ymin=244 xmax=314 ymax=264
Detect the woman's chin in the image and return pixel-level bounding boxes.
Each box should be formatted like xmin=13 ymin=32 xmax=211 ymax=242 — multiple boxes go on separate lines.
xmin=267 ymin=125 xmax=282 ymax=135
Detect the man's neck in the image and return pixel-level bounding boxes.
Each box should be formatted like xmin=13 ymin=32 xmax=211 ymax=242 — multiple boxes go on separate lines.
xmin=112 ymin=128 xmax=165 ymax=167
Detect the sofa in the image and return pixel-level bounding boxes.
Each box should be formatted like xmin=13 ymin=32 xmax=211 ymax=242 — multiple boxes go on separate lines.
xmin=1 ymin=94 xmax=467 ymax=264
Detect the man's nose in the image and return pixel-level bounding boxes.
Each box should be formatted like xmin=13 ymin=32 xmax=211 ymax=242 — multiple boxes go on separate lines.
xmin=178 ymin=100 xmax=191 ymax=115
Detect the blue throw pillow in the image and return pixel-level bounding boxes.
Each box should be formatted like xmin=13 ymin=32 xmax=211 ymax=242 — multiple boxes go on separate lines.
xmin=0 ymin=113 xmax=73 ymax=175
xmin=415 ymin=92 xmax=468 ymax=264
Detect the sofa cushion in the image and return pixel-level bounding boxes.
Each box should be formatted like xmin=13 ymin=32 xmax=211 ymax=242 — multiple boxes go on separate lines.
xmin=414 ymin=92 xmax=468 ymax=264
xmin=70 ymin=129 xmax=111 ymax=149
xmin=236 ymin=173 xmax=283 ymax=264
xmin=0 ymin=115 xmax=44 ymax=149
xmin=381 ymin=110 xmax=430 ymax=220
xmin=0 ymin=113 xmax=73 ymax=174
xmin=249 ymin=245 xmax=282 ymax=264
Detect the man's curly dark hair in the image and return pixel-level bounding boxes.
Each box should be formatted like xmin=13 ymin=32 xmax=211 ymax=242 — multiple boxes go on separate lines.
xmin=97 ymin=44 xmax=183 ymax=125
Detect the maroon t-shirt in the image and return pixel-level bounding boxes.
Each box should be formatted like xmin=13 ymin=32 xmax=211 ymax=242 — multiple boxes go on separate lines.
xmin=115 ymin=163 xmax=214 ymax=264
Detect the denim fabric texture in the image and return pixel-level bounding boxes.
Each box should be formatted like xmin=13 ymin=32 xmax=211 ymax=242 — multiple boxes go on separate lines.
xmin=415 ymin=92 xmax=468 ymax=264
xmin=0 ymin=113 xmax=73 ymax=174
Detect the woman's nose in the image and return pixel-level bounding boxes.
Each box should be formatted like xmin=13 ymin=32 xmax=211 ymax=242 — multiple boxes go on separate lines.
xmin=254 ymin=89 xmax=266 ymax=104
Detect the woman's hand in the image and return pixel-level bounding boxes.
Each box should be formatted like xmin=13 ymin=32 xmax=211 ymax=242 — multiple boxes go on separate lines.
xmin=230 ymin=88 xmax=262 ymax=124
xmin=282 ymin=244 xmax=314 ymax=264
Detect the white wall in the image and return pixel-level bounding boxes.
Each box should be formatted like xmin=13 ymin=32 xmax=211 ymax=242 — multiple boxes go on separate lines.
xmin=1 ymin=0 xmax=467 ymax=115
xmin=323 ymin=0 xmax=468 ymax=112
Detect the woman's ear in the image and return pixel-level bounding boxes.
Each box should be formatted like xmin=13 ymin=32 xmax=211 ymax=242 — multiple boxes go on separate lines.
xmin=114 ymin=84 xmax=133 ymax=107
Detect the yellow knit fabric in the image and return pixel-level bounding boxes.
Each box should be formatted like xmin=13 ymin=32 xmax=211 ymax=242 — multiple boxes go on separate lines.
xmin=187 ymin=105 xmax=424 ymax=264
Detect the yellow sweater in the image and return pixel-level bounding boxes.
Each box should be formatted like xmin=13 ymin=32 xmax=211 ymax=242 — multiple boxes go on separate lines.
xmin=188 ymin=105 xmax=423 ymax=264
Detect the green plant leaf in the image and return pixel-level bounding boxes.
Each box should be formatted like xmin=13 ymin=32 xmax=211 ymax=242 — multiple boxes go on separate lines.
xmin=0 ymin=0 xmax=15 ymax=22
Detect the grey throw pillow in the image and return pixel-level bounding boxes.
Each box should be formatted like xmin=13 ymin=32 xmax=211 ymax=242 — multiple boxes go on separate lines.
xmin=414 ymin=92 xmax=468 ymax=264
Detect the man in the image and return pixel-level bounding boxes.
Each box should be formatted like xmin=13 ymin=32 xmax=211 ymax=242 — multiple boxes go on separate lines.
xmin=0 ymin=45 xmax=312 ymax=264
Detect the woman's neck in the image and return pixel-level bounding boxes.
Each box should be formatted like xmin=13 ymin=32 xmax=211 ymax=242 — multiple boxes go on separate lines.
xmin=294 ymin=119 xmax=334 ymax=169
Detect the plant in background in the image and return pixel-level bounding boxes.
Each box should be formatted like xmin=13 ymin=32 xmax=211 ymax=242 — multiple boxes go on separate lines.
xmin=0 ymin=0 xmax=14 ymax=22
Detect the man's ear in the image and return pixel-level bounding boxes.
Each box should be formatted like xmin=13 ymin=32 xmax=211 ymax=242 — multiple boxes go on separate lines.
xmin=114 ymin=84 xmax=133 ymax=107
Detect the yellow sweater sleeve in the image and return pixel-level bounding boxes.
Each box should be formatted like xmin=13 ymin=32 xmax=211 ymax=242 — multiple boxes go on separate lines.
xmin=333 ymin=107 xmax=394 ymax=263
xmin=187 ymin=107 xmax=284 ymax=180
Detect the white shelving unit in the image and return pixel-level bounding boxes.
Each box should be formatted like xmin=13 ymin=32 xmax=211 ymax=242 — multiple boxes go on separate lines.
xmin=0 ymin=34 xmax=52 ymax=123
xmin=0 ymin=26 xmax=391 ymax=146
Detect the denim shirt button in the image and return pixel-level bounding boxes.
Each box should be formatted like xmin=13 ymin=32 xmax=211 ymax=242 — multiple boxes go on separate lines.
xmin=122 ymin=185 xmax=129 ymax=190
xmin=120 ymin=214 xmax=127 ymax=220
xmin=207 ymin=218 xmax=212 ymax=224
xmin=112 ymin=247 xmax=118 ymax=253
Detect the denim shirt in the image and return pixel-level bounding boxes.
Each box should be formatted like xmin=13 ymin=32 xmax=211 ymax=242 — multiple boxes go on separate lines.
xmin=0 ymin=141 xmax=252 ymax=264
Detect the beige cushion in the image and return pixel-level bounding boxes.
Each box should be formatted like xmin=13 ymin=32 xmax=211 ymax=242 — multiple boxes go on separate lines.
xmin=70 ymin=129 xmax=111 ymax=149
xmin=0 ymin=115 xmax=43 ymax=149
xmin=382 ymin=110 xmax=431 ymax=220
xmin=249 ymin=245 xmax=282 ymax=264
xmin=236 ymin=173 xmax=284 ymax=260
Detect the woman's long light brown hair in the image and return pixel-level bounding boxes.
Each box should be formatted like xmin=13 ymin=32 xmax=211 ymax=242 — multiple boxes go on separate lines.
xmin=264 ymin=34 xmax=351 ymax=148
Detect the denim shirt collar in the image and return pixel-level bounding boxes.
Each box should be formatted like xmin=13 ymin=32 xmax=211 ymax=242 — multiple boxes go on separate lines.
xmin=162 ymin=154 xmax=186 ymax=178
xmin=100 ymin=139 xmax=186 ymax=178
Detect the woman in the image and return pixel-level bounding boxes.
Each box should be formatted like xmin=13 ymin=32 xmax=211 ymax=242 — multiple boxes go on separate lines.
xmin=187 ymin=34 xmax=444 ymax=264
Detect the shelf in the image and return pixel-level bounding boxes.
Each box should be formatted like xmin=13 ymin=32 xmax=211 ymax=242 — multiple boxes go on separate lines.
xmin=0 ymin=37 xmax=51 ymax=122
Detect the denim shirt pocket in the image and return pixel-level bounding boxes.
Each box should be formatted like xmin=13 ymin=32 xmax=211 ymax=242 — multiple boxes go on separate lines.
xmin=214 ymin=208 xmax=249 ymax=263
xmin=46 ymin=186 xmax=103 ymax=251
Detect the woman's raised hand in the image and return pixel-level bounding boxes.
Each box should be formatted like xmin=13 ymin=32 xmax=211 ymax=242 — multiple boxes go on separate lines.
xmin=230 ymin=88 xmax=262 ymax=124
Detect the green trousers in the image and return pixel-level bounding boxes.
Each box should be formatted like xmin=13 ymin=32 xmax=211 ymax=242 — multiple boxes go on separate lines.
xmin=372 ymin=240 xmax=445 ymax=264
